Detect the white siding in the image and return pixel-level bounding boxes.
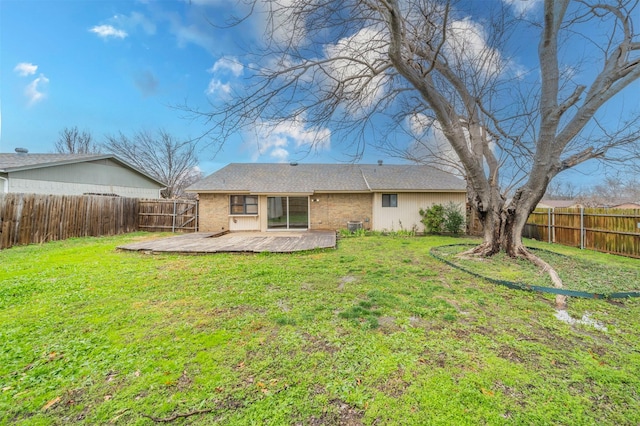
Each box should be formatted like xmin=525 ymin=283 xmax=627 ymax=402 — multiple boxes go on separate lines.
xmin=9 ymin=178 xmax=161 ymax=199
xmin=228 ymin=195 xmax=265 ymax=231
xmin=229 ymin=215 xmax=261 ymax=231
xmin=372 ymin=192 xmax=466 ymax=233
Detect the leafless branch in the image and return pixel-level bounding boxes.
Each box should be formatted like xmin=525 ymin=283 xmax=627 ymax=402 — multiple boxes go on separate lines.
xmin=54 ymin=126 xmax=101 ymax=154
xmin=102 ymin=130 xmax=202 ymax=198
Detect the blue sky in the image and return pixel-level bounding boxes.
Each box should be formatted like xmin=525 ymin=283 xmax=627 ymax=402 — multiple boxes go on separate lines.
xmin=1 ymin=0 xmax=638 ymax=187
xmin=2 ymin=0 xmax=394 ymax=174
xmin=2 ymin=0 xmax=282 ymax=174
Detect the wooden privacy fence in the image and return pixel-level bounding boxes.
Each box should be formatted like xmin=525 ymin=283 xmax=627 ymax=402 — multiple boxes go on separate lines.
xmin=0 ymin=194 xmax=199 ymax=250
xmin=524 ymin=207 xmax=640 ymax=258
xmin=138 ymin=199 xmax=198 ymax=232
xmin=0 ymin=193 xmax=138 ymax=250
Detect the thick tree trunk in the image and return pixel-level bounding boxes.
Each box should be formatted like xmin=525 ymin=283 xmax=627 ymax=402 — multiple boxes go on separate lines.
xmin=465 ymin=200 xmax=567 ymax=309
xmin=467 ymin=203 xmax=525 ymax=256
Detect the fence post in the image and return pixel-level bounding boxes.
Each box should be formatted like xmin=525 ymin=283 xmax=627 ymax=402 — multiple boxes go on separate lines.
xmin=580 ymin=207 xmax=584 ymax=250
xmin=548 ymin=208 xmax=552 ymax=244
xmin=172 ymin=200 xmax=177 ymax=233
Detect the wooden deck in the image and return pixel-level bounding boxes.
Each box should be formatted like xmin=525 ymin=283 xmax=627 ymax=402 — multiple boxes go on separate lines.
xmin=117 ymin=230 xmax=337 ymax=254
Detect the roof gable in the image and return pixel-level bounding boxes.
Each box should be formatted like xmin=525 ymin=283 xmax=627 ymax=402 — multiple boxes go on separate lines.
xmin=0 ymin=153 xmax=166 ymax=187
xmin=188 ymin=163 xmax=466 ymax=193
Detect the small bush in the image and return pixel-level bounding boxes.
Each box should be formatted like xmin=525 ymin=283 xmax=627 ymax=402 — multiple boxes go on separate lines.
xmin=443 ymin=202 xmax=465 ymax=234
xmin=353 ymin=227 xmax=367 ymax=237
xmin=339 ymin=227 xmax=367 ymax=238
xmin=338 ymin=228 xmax=352 ymax=238
xmin=420 ymin=204 xmax=445 ymax=234
xmin=420 ymin=203 xmax=465 ymax=234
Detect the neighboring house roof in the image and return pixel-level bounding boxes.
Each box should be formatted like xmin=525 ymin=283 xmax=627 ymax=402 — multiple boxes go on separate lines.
xmin=537 ymin=199 xmax=583 ymax=209
xmin=0 ymin=153 xmax=166 ymax=187
xmin=610 ymin=202 xmax=640 ymax=209
xmin=188 ymin=163 xmax=466 ymax=194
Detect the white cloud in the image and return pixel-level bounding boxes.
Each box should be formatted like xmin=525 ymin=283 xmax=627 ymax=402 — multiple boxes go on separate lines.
xmin=176 ymin=0 xmax=295 ymax=49
xmin=445 ymin=18 xmax=503 ymax=78
xmin=409 ymin=113 xmax=435 ymax=136
xmin=205 ymin=58 xmax=244 ymax=97
xmin=14 ymin=62 xmax=38 ymax=76
xmin=406 ymin=113 xmax=463 ymax=176
xmin=210 ymin=57 xmax=244 ymax=77
xmin=205 ymin=79 xmax=231 ymax=97
xmin=176 ymin=25 xmax=212 ymax=50
xmin=25 ymin=74 xmax=49 ymax=106
xmin=166 ymin=14 xmax=215 ymax=52
xmin=442 ymin=16 xmax=533 ymax=81
xmin=15 ymin=62 xmax=49 ymax=105
xmin=247 ymin=127 xmax=288 ymax=162
xmin=90 ymin=25 xmax=128 ymax=39
xmin=246 ymin=116 xmax=331 ymax=162
xmin=407 ymin=112 xmax=500 ymax=178
xmin=270 ymin=147 xmax=290 ymax=162
xmin=322 ymin=26 xmax=389 ymax=116
xmin=502 ymin=0 xmax=543 ymax=15
xmin=113 ymin=11 xmax=156 ymax=35
xmin=266 ymin=0 xmax=307 ymax=48
xmin=561 ymin=65 xmax=579 ymax=81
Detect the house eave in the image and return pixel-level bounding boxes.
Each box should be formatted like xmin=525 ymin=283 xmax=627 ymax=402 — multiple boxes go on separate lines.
xmin=189 ymin=190 xmax=315 ymax=196
xmin=190 ymin=188 xmax=466 ymax=194
xmin=188 ymin=189 xmax=249 ymax=194
xmin=251 ymin=192 xmax=314 ymax=196
xmin=0 ymin=154 xmax=166 ymax=188
xmin=371 ymin=189 xmax=467 ymax=193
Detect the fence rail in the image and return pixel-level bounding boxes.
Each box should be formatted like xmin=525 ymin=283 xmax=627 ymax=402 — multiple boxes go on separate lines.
xmin=0 ymin=193 xmax=139 ymax=249
xmin=0 ymin=194 xmax=199 ymax=250
xmin=524 ymin=207 xmax=640 ymax=258
xmin=138 ymin=199 xmax=198 ymax=232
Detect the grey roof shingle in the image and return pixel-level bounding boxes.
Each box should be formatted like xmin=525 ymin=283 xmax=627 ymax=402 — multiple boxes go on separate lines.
xmin=0 ymin=153 xmax=110 ymax=171
xmin=188 ymin=163 xmax=466 ymax=193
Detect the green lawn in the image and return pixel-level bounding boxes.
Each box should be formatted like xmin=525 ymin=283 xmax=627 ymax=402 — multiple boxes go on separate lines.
xmin=432 ymin=242 xmax=640 ymax=295
xmin=1 ymin=233 xmax=639 ymax=425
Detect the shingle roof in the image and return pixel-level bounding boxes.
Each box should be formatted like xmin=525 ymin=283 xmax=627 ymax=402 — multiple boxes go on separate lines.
xmin=0 ymin=153 xmax=110 ymax=171
xmin=0 ymin=153 xmax=166 ymax=186
xmin=188 ymin=163 xmax=466 ymax=193
xmin=537 ymin=199 xmax=583 ymax=208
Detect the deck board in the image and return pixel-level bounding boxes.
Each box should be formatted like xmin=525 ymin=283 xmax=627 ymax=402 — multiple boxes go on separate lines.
xmin=117 ymin=231 xmax=336 ymax=254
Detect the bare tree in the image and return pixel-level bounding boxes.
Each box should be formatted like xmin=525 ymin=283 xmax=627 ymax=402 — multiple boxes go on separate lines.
xmin=582 ymin=175 xmax=640 ymax=206
xmin=55 ymin=126 xmax=100 ymax=154
xmin=545 ymin=180 xmax=582 ymax=200
xmin=103 ymin=130 xmax=202 ymax=198
xmin=191 ymin=0 xmax=640 ymax=301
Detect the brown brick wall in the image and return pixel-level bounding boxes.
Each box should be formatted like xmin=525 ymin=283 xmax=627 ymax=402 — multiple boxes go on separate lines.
xmin=198 ymin=193 xmax=229 ymax=232
xmin=309 ymin=193 xmax=373 ymax=230
xmin=198 ymin=192 xmax=373 ymax=232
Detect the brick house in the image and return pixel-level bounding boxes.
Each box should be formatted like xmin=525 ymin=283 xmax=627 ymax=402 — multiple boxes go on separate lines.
xmin=187 ymin=163 xmax=466 ymax=233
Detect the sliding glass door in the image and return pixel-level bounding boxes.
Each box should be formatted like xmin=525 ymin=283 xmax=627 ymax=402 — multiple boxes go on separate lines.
xmin=267 ymin=196 xmax=308 ymax=230
xmin=287 ymin=197 xmax=309 ymax=229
